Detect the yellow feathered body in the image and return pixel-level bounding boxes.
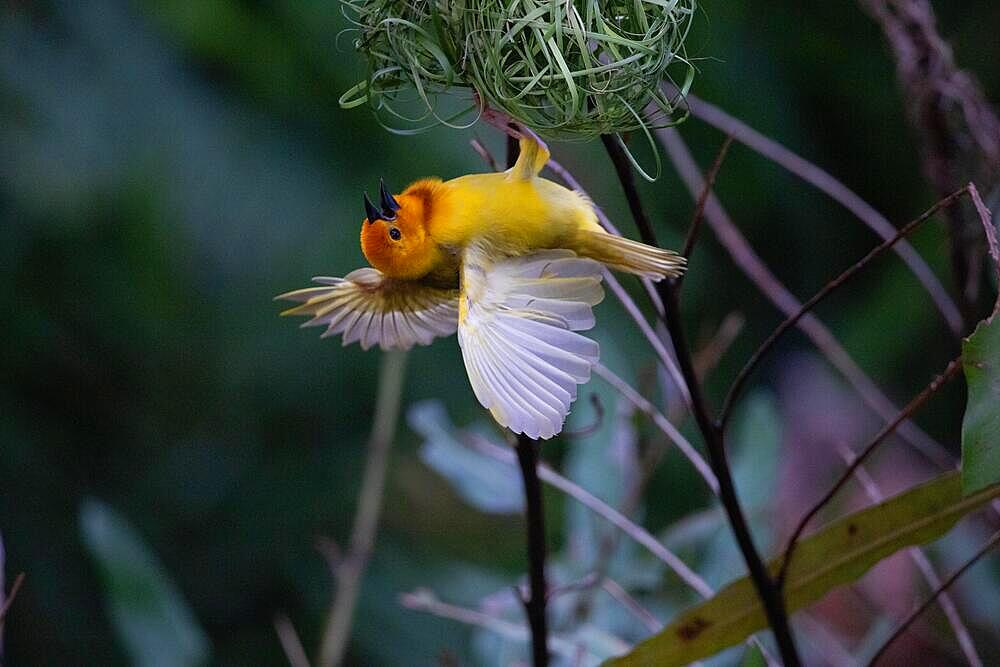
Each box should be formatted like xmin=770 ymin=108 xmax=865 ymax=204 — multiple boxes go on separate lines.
xmin=427 ymin=171 xmax=598 ymax=254
xmin=278 ymin=134 xmax=684 ymax=439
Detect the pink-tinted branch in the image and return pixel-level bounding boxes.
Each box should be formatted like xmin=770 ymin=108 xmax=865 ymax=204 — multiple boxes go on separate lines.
xmin=721 ymin=186 xmax=972 ymax=426
xmin=658 ymin=127 xmax=958 ymax=471
xmin=667 ymin=87 xmax=963 ymax=334
xmin=837 ymin=445 xmax=983 ymax=667
xmin=593 ymin=363 xmax=717 ymax=493
xmin=777 ymin=359 xmax=962 ymax=586
xmin=866 ymin=530 xmax=1000 ymax=667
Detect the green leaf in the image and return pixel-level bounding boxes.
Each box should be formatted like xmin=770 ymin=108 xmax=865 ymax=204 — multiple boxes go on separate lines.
xmin=605 ymin=472 xmax=1000 ymax=667
xmin=961 ymin=316 xmax=1000 ymax=495
xmin=80 ymin=500 xmax=210 ymax=667
xmin=409 ymin=401 xmax=525 ymax=514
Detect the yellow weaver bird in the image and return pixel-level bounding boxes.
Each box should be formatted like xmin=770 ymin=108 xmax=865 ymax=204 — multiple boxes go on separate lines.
xmin=277 ymin=133 xmax=684 ymax=439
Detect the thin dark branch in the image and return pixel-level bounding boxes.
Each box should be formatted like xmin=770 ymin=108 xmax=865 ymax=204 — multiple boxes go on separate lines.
xmin=658 ymin=126 xmax=958 ymax=470
xmin=837 ymin=445 xmax=984 ymax=667
xmin=600 ymin=134 xmax=657 ymax=245
xmin=514 ymin=435 xmax=549 ymax=667
xmin=507 ymin=134 xmax=520 ymax=170
xmin=601 ymin=136 xmax=802 ymax=667
xmin=468 ymin=431 xmax=712 ymax=595
xmin=776 ymin=358 xmax=962 ymax=587
xmin=666 ymin=86 xmax=963 ymax=334
xmin=866 ymin=529 xmax=1000 ymax=667
xmin=968 ymin=182 xmax=1000 ymax=318
xmin=860 ymin=0 xmax=1000 ymax=326
xmin=721 ymin=185 xmax=971 ymax=426
xmin=682 ymin=135 xmax=734 ymax=259
xmin=506 ymin=134 xmax=549 ymax=667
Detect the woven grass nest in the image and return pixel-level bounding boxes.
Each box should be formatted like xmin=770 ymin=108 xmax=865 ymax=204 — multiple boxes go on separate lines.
xmin=339 ymin=0 xmax=697 ymax=140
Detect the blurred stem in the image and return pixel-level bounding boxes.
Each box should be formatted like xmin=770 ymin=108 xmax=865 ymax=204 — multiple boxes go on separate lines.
xmin=838 ymin=445 xmax=983 ymax=667
xmin=720 ymin=185 xmax=973 ymax=427
xmin=317 ymin=350 xmax=407 ymax=667
xmin=777 ymin=358 xmax=962 ymax=587
xmin=665 ymin=85 xmax=963 ymax=335
xmin=658 ymin=127 xmax=958 ymax=469
xmin=867 ymin=529 xmax=1000 ymax=667
xmin=600 ymin=135 xmax=802 ymax=667
xmin=507 ymin=132 xmax=550 ymax=667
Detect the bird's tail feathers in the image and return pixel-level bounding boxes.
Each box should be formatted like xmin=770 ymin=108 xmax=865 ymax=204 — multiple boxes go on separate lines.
xmin=578 ymin=230 xmax=686 ymax=281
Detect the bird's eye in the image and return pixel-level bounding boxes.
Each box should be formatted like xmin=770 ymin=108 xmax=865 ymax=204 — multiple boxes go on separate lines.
xmin=388 ymin=227 xmax=402 ymax=241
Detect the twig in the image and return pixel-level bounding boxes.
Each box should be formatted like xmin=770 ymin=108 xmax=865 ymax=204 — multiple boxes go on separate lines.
xmin=666 ymin=86 xmax=963 ymax=334
xmin=860 ymin=0 xmax=1000 ymax=324
xmin=0 ymin=530 xmax=24 ymax=667
xmin=693 ymin=312 xmax=745 ymax=382
xmin=682 ymin=135 xmax=734 ymax=259
xmin=600 ymin=578 xmax=661 ymax=633
xmin=866 ymin=530 xmax=1000 ymax=667
xmin=399 ymin=589 xmax=616 ymax=661
xmin=602 ymin=270 xmax=691 ymax=407
xmin=776 ymin=358 xmax=962 ymax=587
xmin=513 ymin=435 xmax=550 ymax=667
xmin=546 ymin=572 xmax=601 ymax=600
xmin=796 ymin=614 xmax=858 ymax=667
xmin=0 ymin=574 xmax=24 ymax=653
xmin=599 ymin=135 xmax=658 ymax=248
xmin=470 ymin=136 xmax=499 ymax=173
xmin=600 ymin=135 xmax=802 ymax=666
xmin=968 ymin=182 xmax=1000 ymax=318
xmin=561 ymin=394 xmax=605 ymax=438
xmin=468 ymin=431 xmax=781 ymax=664
xmin=837 ymin=445 xmax=983 ymax=667
xmin=469 ymin=432 xmax=712 ymax=598
xmin=592 ymin=363 xmax=718 ymax=493
xmin=317 ymin=350 xmax=408 ymax=667
xmin=659 ymin=126 xmax=958 ymax=471
xmin=0 ymin=573 xmax=23 ymax=624
xmin=721 ymin=185 xmax=972 ymax=426
xmin=274 ymin=613 xmax=312 ymax=667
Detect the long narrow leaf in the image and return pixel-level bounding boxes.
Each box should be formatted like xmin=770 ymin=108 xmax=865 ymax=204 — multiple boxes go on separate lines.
xmin=607 ymin=472 xmax=1000 ymax=666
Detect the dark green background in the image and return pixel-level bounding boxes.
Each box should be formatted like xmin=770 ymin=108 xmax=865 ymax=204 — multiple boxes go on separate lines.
xmin=2 ymin=1 xmax=998 ymax=665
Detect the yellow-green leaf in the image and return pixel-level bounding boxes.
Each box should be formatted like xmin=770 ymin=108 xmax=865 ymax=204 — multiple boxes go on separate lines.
xmin=962 ymin=316 xmax=1000 ymax=495
xmin=606 ymin=472 xmax=1000 ymax=667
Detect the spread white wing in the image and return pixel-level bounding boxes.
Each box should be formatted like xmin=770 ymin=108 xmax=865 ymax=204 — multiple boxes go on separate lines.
xmin=458 ymin=245 xmax=604 ymax=439
xmin=276 ymin=268 xmax=459 ymax=351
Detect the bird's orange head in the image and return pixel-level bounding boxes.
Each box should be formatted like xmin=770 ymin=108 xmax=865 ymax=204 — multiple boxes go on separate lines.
xmin=360 ymin=179 xmax=442 ymax=280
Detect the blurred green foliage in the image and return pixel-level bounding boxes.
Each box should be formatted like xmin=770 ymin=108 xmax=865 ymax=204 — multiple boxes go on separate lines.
xmin=2 ymin=1 xmax=999 ymax=665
